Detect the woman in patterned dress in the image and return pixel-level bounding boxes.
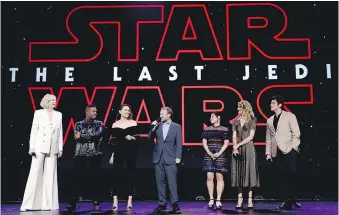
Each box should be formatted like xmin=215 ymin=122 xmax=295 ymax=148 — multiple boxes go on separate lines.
xmin=201 ymin=112 xmax=230 ymax=210
xmin=231 ymin=100 xmax=260 ymax=209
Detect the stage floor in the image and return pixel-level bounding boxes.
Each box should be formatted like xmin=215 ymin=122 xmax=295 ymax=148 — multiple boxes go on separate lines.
xmin=1 ymin=201 xmax=338 ymax=215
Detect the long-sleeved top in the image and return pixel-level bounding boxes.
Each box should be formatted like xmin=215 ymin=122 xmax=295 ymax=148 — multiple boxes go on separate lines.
xmin=74 ymin=119 xmax=104 ymax=157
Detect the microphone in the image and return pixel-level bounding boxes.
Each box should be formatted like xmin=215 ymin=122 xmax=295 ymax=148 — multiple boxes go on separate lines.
xmin=150 ymin=118 xmax=161 ymax=131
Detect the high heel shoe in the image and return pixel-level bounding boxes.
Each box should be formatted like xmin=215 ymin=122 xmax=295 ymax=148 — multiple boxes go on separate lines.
xmin=235 ymin=196 xmax=243 ymax=209
xmin=208 ymin=199 xmax=214 ymax=209
xmin=112 ymin=197 xmax=118 ymax=211
xmin=127 ymin=196 xmax=133 ymax=211
xmin=126 ymin=201 xmax=133 ymax=211
xmin=248 ymin=196 xmax=254 ymax=209
xmin=215 ymin=200 xmax=222 ymax=210
xmin=126 ymin=205 xmax=133 ymax=211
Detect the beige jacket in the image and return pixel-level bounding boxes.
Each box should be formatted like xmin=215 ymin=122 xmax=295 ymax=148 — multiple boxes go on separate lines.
xmin=265 ymin=111 xmax=300 ymax=157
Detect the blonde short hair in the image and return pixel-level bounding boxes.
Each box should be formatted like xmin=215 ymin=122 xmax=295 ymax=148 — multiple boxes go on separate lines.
xmin=40 ymin=94 xmax=56 ymax=109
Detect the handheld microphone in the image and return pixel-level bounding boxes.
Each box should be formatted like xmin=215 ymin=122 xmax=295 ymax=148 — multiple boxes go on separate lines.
xmin=151 ymin=118 xmax=161 ymax=131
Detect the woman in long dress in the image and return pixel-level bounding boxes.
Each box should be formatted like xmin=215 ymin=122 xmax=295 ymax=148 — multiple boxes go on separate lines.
xmin=20 ymin=94 xmax=63 ymax=211
xmin=201 ymin=112 xmax=229 ymax=210
xmin=231 ymin=100 xmax=260 ymax=209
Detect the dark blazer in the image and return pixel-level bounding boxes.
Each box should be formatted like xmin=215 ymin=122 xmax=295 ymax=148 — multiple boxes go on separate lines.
xmin=148 ymin=122 xmax=182 ymax=165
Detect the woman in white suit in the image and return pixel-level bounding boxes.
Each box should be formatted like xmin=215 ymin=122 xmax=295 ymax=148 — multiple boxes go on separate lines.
xmin=20 ymin=94 xmax=63 ymax=211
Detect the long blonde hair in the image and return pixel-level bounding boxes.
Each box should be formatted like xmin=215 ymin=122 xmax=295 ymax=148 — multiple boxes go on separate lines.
xmin=238 ymin=100 xmax=255 ymax=122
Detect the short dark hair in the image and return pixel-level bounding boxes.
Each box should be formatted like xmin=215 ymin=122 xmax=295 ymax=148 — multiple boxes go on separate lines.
xmin=211 ymin=111 xmax=221 ymax=118
xmin=161 ymin=107 xmax=173 ymax=116
xmin=86 ymin=104 xmax=96 ymax=112
xmin=272 ymin=95 xmax=284 ymax=108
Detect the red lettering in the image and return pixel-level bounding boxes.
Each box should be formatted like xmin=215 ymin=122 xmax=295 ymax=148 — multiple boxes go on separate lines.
xmin=29 ymin=5 xmax=164 ymax=62
xmin=182 ymin=86 xmax=243 ymax=146
xmin=156 ymin=4 xmax=223 ymax=61
xmin=203 ymin=100 xmax=225 ymax=112
xmin=256 ymin=84 xmax=314 ymax=124
xmin=120 ymin=86 xmax=166 ymax=137
xmin=182 ymin=17 xmax=197 ymax=40
xmin=247 ymin=17 xmax=268 ymax=29
xmin=135 ymin=99 xmax=151 ymax=123
xmin=226 ymin=3 xmax=311 ymax=60
xmin=28 ymin=86 xmax=117 ymax=144
xmin=28 ymin=84 xmax=314 ymax=146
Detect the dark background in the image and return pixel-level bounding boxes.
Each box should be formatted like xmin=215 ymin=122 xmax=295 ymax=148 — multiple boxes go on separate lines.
xmin=1 ymin=1 xmax=338 ymax=201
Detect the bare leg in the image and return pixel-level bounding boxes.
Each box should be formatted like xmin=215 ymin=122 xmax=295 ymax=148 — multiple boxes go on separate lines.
xmin=248 ymin=188 xmax=253 ymax=208
xmin=206 ymin=172 xmax=214 ymax=206
xmin=112 ymin=196 xmax=118 ymax=211
xmin=236 ymin=188 xmax=243 ymax=208
xmin=215 ymin=173 xmax=224 ymax=208
xmin=127 ymin=195 xmax=133 ymax=210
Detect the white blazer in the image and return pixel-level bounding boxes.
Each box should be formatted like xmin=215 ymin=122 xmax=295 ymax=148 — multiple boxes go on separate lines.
xmin=29 ymin=109 xmax=63 ymax=154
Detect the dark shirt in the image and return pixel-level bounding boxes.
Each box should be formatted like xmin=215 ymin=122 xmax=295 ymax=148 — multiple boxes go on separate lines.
xmin=273 ymin=112 xmax=282 ymax=131
xmin=74 ymin=119 xmax=104 ymax=157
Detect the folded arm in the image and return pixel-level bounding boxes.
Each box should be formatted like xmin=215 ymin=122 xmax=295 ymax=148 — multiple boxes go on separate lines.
xmin=77 ymin=122 xmax=104 ymax=142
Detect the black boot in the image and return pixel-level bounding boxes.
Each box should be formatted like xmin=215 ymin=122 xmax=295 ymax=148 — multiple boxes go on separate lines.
xmin=93 ymin=201 xmax=101 ymax=211
xmin=65 ymin=204 xmax=76 ymax=212
xmin=277 ymin=201 xmax=292 ymax=210
xmin=291 ymin=198 xmax=302 ymax=208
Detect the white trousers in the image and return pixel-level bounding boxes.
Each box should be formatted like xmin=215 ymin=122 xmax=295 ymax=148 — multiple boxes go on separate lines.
xmin=21 ymin=153 xmax=59 ymax=211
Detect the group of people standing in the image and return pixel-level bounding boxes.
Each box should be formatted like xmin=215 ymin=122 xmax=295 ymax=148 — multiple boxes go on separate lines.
xmin=201 ymin=96 xmax=301 ymax=211
xmin=20 ymin=94 xmax=301 ymax=213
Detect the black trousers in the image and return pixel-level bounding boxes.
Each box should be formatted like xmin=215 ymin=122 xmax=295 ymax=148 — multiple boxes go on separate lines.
xmin=276 ymin=149 xmax=298 ymax=203
xmin=69 ymin=155 xmax=102 ymax=205
xmin=111 ymin=145 xmax=137 ymax=197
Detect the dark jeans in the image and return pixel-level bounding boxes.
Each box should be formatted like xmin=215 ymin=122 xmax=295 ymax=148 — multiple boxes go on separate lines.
xmin=69 ymin=155 xmax=102 ymax=206
xmin=276 ymin=149 xmax=298 ymax=203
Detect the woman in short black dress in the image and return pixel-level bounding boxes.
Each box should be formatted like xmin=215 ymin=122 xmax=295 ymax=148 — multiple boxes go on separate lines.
xmin=201 ymin=112 xmax=230 ymax=210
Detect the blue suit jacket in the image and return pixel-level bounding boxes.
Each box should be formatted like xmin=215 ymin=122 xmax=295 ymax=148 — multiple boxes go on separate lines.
xmin=148 ymin=122 xmax=182 ymax=165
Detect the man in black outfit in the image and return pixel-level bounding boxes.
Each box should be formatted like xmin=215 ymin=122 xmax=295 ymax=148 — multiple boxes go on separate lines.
xmin=66 ymin=105 xmax=104 ymax=212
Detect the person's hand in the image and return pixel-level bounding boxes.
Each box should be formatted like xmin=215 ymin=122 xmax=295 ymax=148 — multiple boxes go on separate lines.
xmin=28 ymin=149 xmax=36 ymax=156
xmin=266 ymin=154 xmax=272 ymax=162
xmin=208 ymin=152 xmax=215 ymax=159
xmin=232 ymin=149 xmax=239 ymax=156
xmin=151 ymin=120 xmax=158 ymax=126
xmin=175 ymin=158 xmax=181 ymax=164
xmin=74 ymin=131 xmax=81 ymax=139
xmin=293 ymin=147 xmax=300 ymax=153
xmin=58 ymin=150 xmax=63 ymax=158
xmin=125 ymin=135 xmax=136 ymax=140
xmin=233 ymin=144 xmax=239 ymax=150
xmin=109 ymin=153 xmax=114 ymax=164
